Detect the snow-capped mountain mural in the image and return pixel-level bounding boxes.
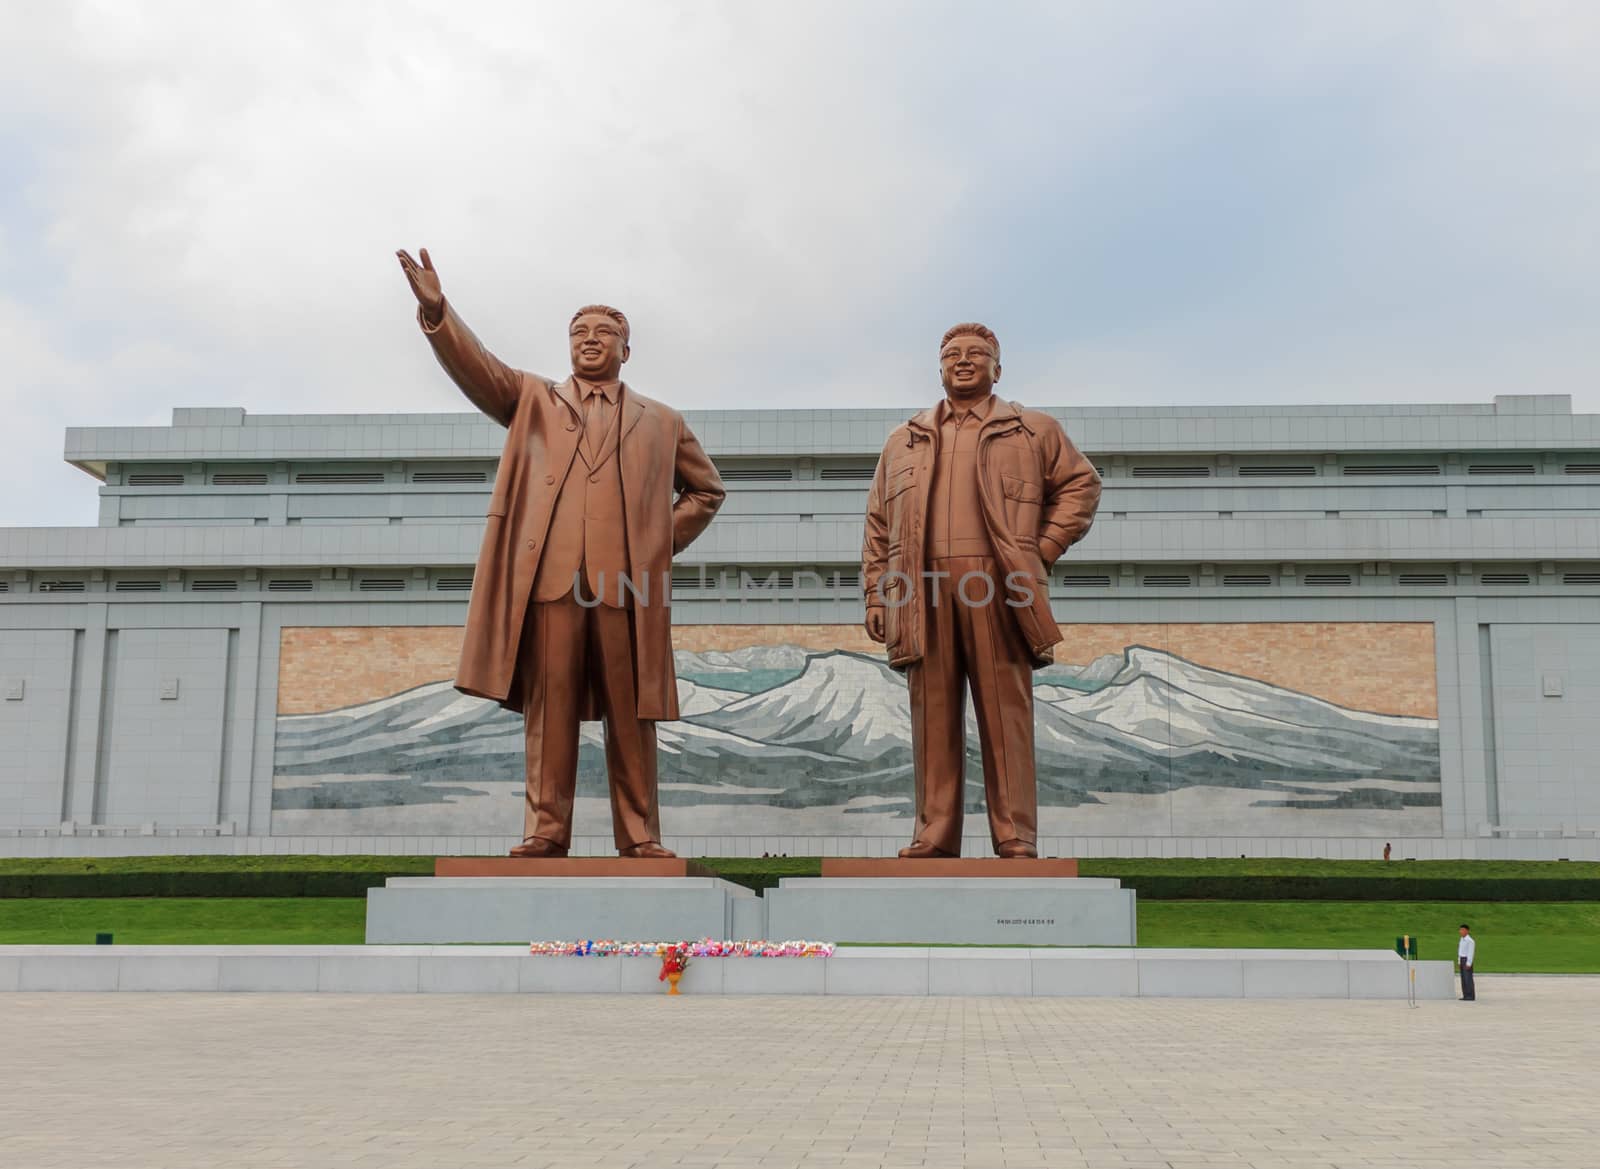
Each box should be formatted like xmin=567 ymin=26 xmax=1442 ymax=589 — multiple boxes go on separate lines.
xmin=271 ymin=635 xmax=1442 ymax=837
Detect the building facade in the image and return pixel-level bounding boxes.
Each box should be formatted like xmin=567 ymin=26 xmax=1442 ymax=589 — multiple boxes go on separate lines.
xmin=1 ymin=395 xmax=1597 ymax=858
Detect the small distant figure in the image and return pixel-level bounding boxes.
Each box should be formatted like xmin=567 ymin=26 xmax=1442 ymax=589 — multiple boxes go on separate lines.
xmin=1458 ymin=923 xmax=1476 ymax=1001
xmin=762 ymin=851 xmax=770 ymax=858
xmin=1383 ymin=842 xmax=1392 ymax=861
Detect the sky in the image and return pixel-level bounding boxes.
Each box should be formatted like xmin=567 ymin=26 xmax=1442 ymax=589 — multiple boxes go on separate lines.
xmin=2 ymin=1 xmax=1597 ymax=527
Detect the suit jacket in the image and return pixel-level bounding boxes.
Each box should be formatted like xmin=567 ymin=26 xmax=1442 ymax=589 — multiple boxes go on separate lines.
xmin=420 ymin=302 xmax=725 ymax=719
xmin=861 ymin=397 xmax=1100 ymax=670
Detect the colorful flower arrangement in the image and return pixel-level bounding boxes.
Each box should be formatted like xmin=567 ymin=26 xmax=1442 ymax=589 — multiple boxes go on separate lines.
xmin=658 ymin=943 xmax=691 ymax=983
xmin=528 ymin=938 xmax=835 ymax=958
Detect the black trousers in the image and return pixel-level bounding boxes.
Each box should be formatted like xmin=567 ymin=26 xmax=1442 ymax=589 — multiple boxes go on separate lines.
xmin=1460 ymin=962 xmax=1475 ymax=1000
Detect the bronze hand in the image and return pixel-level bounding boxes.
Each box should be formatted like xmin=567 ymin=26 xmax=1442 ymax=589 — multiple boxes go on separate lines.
xmin=397 ymin=247 xmax=445 ymax=326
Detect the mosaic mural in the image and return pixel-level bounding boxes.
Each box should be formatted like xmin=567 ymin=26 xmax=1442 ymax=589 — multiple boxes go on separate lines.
xmin=271 ymin=623 xmax=1442 ymax=838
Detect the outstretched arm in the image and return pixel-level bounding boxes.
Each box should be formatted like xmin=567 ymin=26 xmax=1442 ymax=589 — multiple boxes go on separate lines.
xmin=670 ymin=417 xmax=725 ymax=555
xmin=397 ymin=248 xmax=524 ymax=428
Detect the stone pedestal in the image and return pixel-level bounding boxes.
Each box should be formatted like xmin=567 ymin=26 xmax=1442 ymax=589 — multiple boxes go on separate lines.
xmin=764 ymin=876 xmax=1136 ymax=947
xmin=434 ymin=857 xmax=715 ymax=878
xmin=365 ymin=876 xmax=757 ymax=944
xmin=821 ymin=857 xmax=1079 ymax=878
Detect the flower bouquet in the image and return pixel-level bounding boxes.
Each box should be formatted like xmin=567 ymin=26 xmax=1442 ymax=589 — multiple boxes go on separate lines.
xmin=658 ymin=943 xmax=691 ymax=994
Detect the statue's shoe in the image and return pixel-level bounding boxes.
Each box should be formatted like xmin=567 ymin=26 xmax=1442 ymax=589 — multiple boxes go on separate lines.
xmin=619 ymin=841 xmax=677 ymax=859
xmin=897 ymin=841 xmax=957 ymax=859
xmin=509 ymin=837 xmax=569 ymax=858
xmin=995 ymin=840 xmax=1038 ymax=859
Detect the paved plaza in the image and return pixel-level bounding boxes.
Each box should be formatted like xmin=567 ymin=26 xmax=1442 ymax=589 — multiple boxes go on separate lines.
xmin=5 ymin=976 xmax=1598 ymax=1168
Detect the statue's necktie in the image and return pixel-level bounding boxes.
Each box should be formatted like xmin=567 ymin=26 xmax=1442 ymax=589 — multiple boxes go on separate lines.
xmin=583 ymin=390 xmax=609 ymax=462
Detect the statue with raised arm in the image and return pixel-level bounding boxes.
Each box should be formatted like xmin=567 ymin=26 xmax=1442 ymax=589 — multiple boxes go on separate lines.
xmin=862 ymin=323 xmax=1101 ymax=859
xmin=397 ymin=248 xmax=725 ymax=858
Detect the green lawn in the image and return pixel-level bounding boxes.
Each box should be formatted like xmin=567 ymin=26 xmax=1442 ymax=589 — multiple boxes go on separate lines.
xmin=3 ymin=897 xmax=1596 ymax=971
xmin=0 ymin=898 xmax=367 ymax=945
xmin=1137 ymin=901 xmax=1600 ymax=973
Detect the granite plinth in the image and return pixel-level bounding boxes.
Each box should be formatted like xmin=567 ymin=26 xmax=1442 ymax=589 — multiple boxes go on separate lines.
xmin=821 ymin=857 xmax=1079 ymax=878
xmin=0 ymin=945 xmax=1458 ymax=999
xmin=365 ymin=876 xmax=754 ymax=944
xmin=764 ymin=876 xmax=1136 ymax=946
xmin=434 ymin=857 xmax=714 ymax=878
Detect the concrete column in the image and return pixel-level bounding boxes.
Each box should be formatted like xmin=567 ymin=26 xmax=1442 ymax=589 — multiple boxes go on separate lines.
xmin=1448 ymin=596 xmax=1491 ymax=834
xmin=63 ymin=604 xmax=108 ymax=825
xmin=220 ymin=602 xmax=262 ymax=831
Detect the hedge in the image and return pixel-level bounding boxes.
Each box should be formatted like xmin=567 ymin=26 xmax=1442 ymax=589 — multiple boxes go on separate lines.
xmin=2 ymin=860 xmax=1596 ymax=901
xmin=1106 ymin=875 xmax=1600 ymax=901
xmin=0 ymin=871 xmax=413 ymax=899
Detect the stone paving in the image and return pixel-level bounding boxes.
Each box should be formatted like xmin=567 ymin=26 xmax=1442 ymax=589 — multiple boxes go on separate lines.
xmin=4 ymin=976 xmax=1597 ymax=1168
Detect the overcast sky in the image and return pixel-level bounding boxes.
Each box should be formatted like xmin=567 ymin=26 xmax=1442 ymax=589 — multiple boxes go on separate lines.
xmin=3 ymin=1 xmax=1598 ymax=526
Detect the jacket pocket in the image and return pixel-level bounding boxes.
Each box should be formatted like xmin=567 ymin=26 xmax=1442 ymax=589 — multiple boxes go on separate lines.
xmin=1002 ymin=474 xmax=1042 ymax=503
xmin=885 ymin=473 xmax=916 ymax=501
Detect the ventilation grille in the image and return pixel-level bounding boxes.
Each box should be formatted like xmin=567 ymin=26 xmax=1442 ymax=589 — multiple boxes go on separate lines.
xmin=113 ymin=580 xmax=163 ymax=593
xmin=1222 ymin=574 xmax=1272 ymax=587
xmin=1237 ymin=465 xmax=1317 ymax=477
xmin=295 ymin=471 xmax=385 ymax=485
xmin=827 ymin=571 xmax=861 ymax=588
xmin=1343 ymin=465 xmax=1441 ymax=476
xmin=742 ymin=572 xmax=795 ymax=588
xmin=672 ymin=574 xmax=712 ymax=590
xmin=266 ymin=579 xmax=313 ymax=593
xmin=1060 ymin=574 xmax=1111 ymax=588
xmin=1141 ymin=574 xmax=1193 ymax=588
xmin=818 ymin=468 xmax=877 ymax=481
xmin=190 ymin=580 xmax=239 ymax=592
xmin=126 ymin=473 xmax=185 ymax=487
xmin=357 ymin=578 xmax=406 ymax=592
xmin=434 ymin=577 xmax=474 ymax=592
xmin=1397 ymin=573 xmax=1449 ymax=586
xmin=1130 ymin=466 xmax=1210 ymax=478
xmin=1564 ymin=573 xmax=1600 ymax=585
xmin=1303 ymin=573 xmax=1354 ymax=586
xmin=0 ymin=582 xmax=8 ymax=593
xmin=38 ymin=581 xmax=86 ymax=593
xmin=1480 ymin=573 xmax=1531 ymax=586
xmin=212 ymin=473 xmax=269 ymax=486
xmin=1564 ymin=464 xmax=1600 ymax=475
xmin=411 ymin=471 xmax=488 ymax=484
xmin=1467 ymin=464 xmax=1537 ymax=476
xmin=718 ymin=468 xmax=794 ymax=482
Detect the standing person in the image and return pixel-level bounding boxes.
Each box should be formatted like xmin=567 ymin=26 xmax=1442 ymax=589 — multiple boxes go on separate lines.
xmin=397 ymin=248 xmax=725 ymax=859
xmin=1458 ymin=924 xmax=1477 ymax=1001
xmin=861 ymin=323 xmax=1101 ymax=858
xmin=1383 ymin=842 xmax=1392 ymax=861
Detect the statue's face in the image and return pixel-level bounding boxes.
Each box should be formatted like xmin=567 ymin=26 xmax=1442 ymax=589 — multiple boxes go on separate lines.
xmin=939 ymin=333 xmax=1000 ymax=397
xmin=569 ymin=312 xmax=629 ymax=380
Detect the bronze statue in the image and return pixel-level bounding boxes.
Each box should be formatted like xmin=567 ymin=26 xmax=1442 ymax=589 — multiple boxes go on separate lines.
xmin=398 ymin=248 xmax=725 ymax=858
xmin=862 ymin=324 xmax=1101 ymax=858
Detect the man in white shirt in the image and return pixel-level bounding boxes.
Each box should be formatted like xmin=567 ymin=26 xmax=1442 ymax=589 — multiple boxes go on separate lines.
xmin=1458 ymin=924 xmax=1477 ymax=1001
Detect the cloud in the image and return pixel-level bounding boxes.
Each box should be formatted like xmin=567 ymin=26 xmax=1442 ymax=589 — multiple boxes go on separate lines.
xmin=1 ymin=1 xmax=1598 ymax=526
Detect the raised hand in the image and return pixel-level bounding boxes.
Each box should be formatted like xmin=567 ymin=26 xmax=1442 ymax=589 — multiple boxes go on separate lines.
xmin=396 ymin=247 xmax=444 ymax=325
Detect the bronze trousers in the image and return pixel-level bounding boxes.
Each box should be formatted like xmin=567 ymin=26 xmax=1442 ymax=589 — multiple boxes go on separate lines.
xmin=906 ymin=556 xmax=1038 ymax=854
xmin=517 ymin=593 xmax=662 ymax=851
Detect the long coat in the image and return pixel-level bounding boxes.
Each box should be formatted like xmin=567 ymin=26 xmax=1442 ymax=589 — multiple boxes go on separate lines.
xmin=420 ymin=302 xmax=725 ymax=719
xmin=861 ymin=397 xmax=1101 ymax=670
